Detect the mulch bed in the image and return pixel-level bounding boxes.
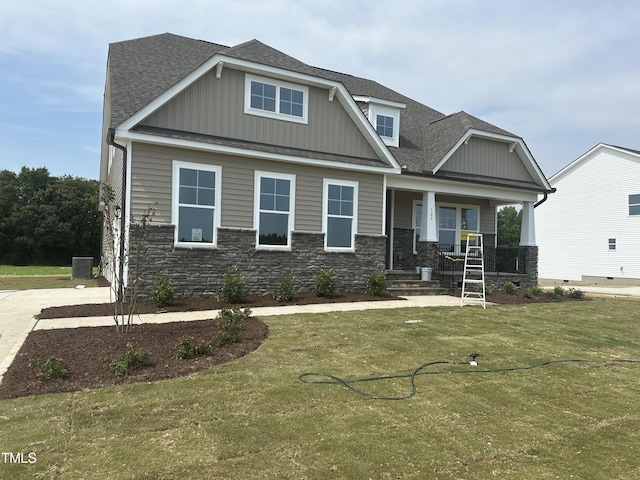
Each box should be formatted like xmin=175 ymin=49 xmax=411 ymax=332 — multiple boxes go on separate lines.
xmin=1 ymin=289 xmax=587 ymax=400
xmin=0 ymin=317 xmax=268 ymax=400
xmin=36 ymin=291 xmax=403 ymax=319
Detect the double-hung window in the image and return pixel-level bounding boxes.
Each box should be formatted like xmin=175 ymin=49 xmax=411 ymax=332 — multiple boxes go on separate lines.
xmin=173 ymin=161 xmax=221 ymax=246
xmin=255 ymin=171 xmax=295 ymax=249
xmin=629 ymin=194 xmax=640 ymax=216
xmin=245 ymin=74 xmax=308 ymax=123
xmin=323 ymin=179 xmax=358 ymax=250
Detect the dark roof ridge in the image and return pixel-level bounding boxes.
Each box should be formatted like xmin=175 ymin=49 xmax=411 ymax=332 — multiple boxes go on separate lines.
xmin=606 ymin=144 xmax=640 ymax=155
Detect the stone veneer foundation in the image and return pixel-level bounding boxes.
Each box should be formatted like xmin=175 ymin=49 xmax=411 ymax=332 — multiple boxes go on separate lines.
xmin=128 ymin=225 xmax=387 ymax=298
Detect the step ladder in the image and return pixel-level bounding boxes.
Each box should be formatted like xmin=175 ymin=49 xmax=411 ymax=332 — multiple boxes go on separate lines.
xmin=461 ymin=233 xmax=486 ymax=308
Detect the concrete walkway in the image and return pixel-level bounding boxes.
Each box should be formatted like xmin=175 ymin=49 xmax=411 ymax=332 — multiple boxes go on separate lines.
xmin=0 ymin=287 xmax=460 ymax=384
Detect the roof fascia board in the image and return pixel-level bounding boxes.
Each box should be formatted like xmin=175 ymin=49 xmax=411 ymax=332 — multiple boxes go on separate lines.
xmin=386 ymin=172 xmax=540 ymax=203
xmin=116 ymin=53 xmax=401 ymax=171
xmin=352 ymin=95 xmax=406 ymax=109
xmin=549 ymin=143 xmax=640 ymax=184
xmin=432 ymin=129 xmax=552 ymax=190
xmin=116 ymin=129 xmax=400 ymax=175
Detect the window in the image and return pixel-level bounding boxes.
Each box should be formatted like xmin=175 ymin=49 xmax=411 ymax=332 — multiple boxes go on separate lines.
xmin=245 ymin=74 xmax=308 ymax=123
xmin=173 ymin=162 xmax=221 ymax=246
xmin=323 ymin=179 xmax=358 ymax=250
xmin=609 ymin=238 xmax=616 ymax=250
xmin=250 ymin=81 xmax=276 ymax=112
xmin=255 ymin=171 xmax=295 ymax=249
xmin=460 ymin=208 xmax=479 ymax=250
xmin=376 ymin=114 xmax=394 ymax=138
xmin=437 ymin=205 xmax=479 ymax=253
xmin=412 ymin=202 xmax=422 ymax=253
xmin=629 ymin=194 xmax=640 ymax=216
xmin=280 ymin=87 xmax=304 ymax=117
xmin=367 ymin=103 xmax=401 ymax=147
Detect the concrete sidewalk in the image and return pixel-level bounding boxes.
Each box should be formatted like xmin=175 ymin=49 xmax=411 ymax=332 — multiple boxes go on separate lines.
xmin=0 ymin=287 xmax=113 ymax=383
xmin=0 ymin=287 xmax=459 ymax=384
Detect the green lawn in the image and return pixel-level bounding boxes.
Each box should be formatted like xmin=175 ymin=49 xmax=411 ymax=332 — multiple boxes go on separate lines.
xmin=2 ymin=297 xmax=640 ymax=479
xmin=0 ymin=265 xmax=101 ymax=290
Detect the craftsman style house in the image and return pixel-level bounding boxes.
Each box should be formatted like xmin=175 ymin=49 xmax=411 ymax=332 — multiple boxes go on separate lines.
xmin=100 ymin=33 xmax=552 ymax=297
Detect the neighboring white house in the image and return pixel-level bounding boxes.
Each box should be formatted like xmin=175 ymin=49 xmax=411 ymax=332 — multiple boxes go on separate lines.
xmin=537 ymin=144 xmax=640 ymax=284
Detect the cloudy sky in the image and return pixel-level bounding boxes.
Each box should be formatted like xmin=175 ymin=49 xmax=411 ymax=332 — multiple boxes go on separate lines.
xmin=1 ymin=0 xmax=639 ymax=180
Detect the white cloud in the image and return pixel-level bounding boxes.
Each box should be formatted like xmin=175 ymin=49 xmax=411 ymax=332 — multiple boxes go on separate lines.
xmin=1 ymin=0 xmax=639 ymax=178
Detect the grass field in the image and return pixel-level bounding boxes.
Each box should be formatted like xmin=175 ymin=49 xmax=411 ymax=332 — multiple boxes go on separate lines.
xmin=0 ymin=265 xmax=101 ymax=290
xmin=1 ymin=297 xmax=640 ymax=479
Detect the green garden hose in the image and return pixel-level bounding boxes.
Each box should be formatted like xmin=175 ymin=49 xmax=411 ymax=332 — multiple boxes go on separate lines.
xmin=299 ymin=358 xmax=640 ymax=401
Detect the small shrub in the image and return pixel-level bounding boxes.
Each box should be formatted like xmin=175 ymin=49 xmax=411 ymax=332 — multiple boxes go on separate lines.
xmin=151 ymin=270 xmax=174 ymax=307
xmin=29 ymin=357 xmax=70 ymax=380
xmin=553 ymin=286 xmax=565 ymax=296
xmin=315 ymin=269 xmax=336 ymax=298
xmin=214 ymin=307 xmax=251 ymax=346
xmin=274 ymin=274 xmax=296 ymax=303
xmin=568 ymin=288 xmax=585 ymax=299
xmin=174 ymin=336 xmax=212 ymax=360
xmin=523 ymin=286 xmax=542 ymax=298
xmin=219 ymin=267 xmax=247 ymax=304
xmin=104 ymin=342 xmax=152 ymax=377
xmin=503 ymin=282 xmax=518 ymax=295
xmin=366 ymin=270 xmax=387 ymax=296
xmin=475 ymin=283 xmax=491 ymax=295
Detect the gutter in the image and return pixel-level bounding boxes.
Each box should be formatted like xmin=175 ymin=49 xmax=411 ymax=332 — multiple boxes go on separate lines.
xmin=106 ymin=128 xmax=127 ymax=302
xmin=534 ymin=188 xmax=556 ymax=208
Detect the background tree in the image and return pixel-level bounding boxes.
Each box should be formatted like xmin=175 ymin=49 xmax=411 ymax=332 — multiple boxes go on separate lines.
xmin=497 ymin=205 xmax=522 ymax=247
xmin=0 ymin=166 xmax=101 ymax=265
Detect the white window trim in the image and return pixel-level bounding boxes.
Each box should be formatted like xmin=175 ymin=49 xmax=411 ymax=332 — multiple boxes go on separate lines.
xmin=629 ymin=194 xmax=640 ymax=216
xmin=254 ymin=170 xmax=296 ymax=251
xmin=368 ymin=103 xmax=400 ymax=148
xmin=436 ymin=203 xmax=480 ymax=254
xmin=322 ymin=178 xmax=358 ymax=252
xmin=244 ymin=73 xmax=309 ymax=124
xmin=172 ymin=161 xmax=222 ymax=248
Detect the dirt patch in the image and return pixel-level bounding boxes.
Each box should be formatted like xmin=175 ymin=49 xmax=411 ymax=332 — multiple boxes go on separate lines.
xmin=475 ymin=289 xmax=590 ymax=305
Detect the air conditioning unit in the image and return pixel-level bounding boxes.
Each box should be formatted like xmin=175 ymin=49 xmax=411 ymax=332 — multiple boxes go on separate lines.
xmin=72 ymin=257 xmax=93 ymax=279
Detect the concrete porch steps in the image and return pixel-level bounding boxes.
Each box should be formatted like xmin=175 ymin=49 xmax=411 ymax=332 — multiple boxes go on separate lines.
xmin=385 ymin=270 xmax=448 ymax=296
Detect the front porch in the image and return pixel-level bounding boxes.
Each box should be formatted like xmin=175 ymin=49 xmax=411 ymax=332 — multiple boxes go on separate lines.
xmin=387 ymin=243 xmax=538 ymax=293
xmin=385 ymin=186 xmax=540 ymax=291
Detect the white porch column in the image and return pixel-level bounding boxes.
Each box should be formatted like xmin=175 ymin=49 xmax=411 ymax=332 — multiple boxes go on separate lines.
xmin=520 ymin=201 xmax=536 ymax=246
xmin=419 ymin=191 xmax=438 ymax=242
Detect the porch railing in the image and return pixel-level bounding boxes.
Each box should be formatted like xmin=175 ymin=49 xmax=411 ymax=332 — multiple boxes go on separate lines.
xmin=435 ymin=244 xmax=528 ymax=289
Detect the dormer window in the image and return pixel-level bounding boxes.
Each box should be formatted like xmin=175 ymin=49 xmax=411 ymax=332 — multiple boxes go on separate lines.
xmin=376 ymin=114 xmax=394 ymax=138
xmin=245 ymin=74 xmax=308 ymax=124
xmin=353 ymin=96 xmax=405 ymax=148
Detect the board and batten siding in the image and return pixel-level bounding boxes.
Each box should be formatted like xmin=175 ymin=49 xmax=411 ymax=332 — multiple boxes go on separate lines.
xmin=537 ymin=147 xmax=640 ymax=281
xmin=129 ymin=142 xmax=384 ymax=235
xmin=446 ymin=137 xmax=535 ymax=183
xmin=140 ymin=67 xmax=379 ymax=161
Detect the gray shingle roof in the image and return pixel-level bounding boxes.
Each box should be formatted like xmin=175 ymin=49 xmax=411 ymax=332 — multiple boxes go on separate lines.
xmin=108 ymin=33 xmax=227 ymax=128
xmin=107 ymin=33 xmax=536 ymax=182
